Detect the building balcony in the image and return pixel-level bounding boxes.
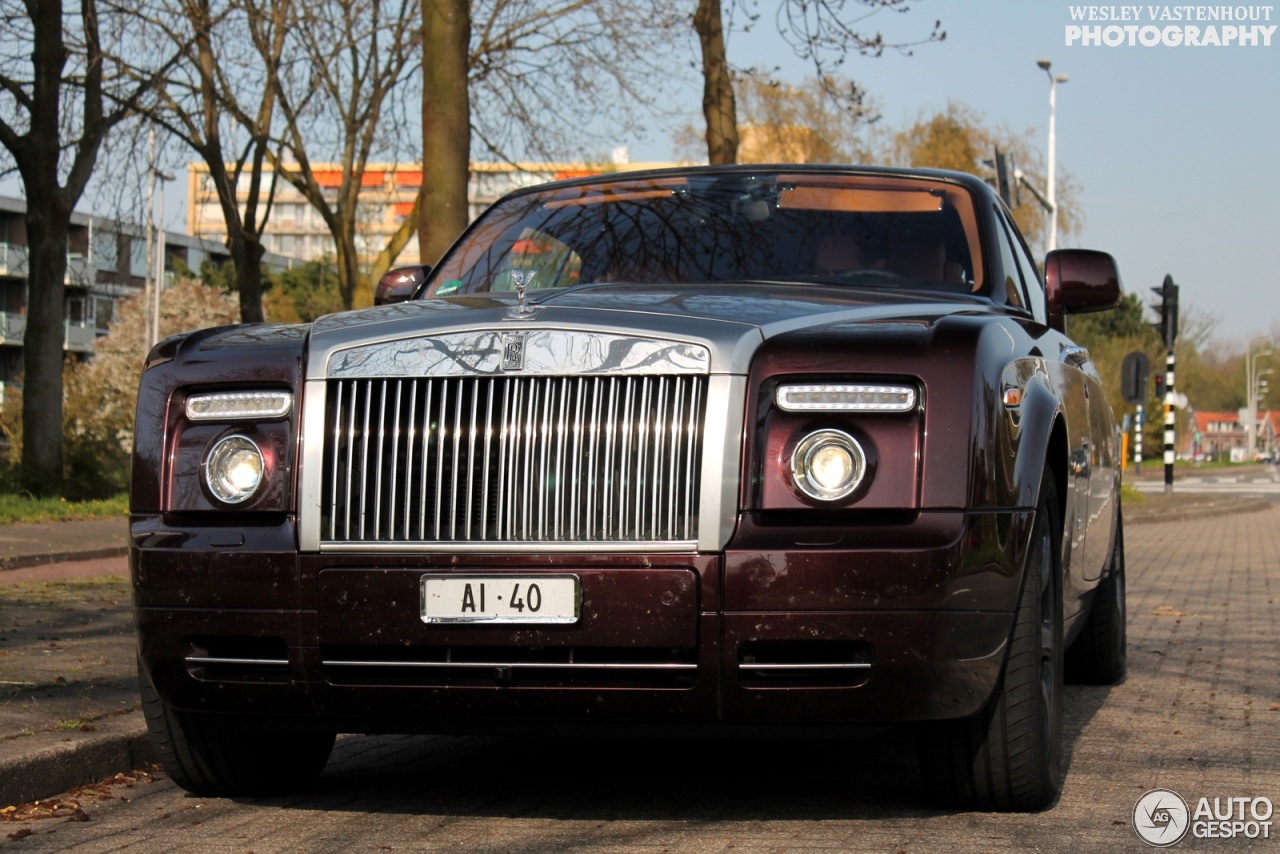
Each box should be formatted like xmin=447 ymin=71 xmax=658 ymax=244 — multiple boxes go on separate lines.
xmin=65 ymin=254 xmax=93 ymax=288
xmin=0 ymin=245 xmax=96 ymax=287
xmin=0 ymin=311 xmax=24 ymax=343
xmin=0 ymin=312 xmax=103 ymax=353
xmin=0 ymin=242 xmax=29 ymax=277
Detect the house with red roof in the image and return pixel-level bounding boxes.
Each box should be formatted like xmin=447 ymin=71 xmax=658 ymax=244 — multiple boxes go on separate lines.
xmin=1184 ymin=410 xmax=1279 ymax=461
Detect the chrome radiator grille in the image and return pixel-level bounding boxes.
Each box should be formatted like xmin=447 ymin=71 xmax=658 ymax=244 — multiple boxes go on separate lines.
xmin=320 ymin=375 xmax=707 ymax=545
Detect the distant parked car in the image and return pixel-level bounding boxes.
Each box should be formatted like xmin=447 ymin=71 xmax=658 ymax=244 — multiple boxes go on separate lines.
xmin=132 ymin=165 xmax=1126 ymax=811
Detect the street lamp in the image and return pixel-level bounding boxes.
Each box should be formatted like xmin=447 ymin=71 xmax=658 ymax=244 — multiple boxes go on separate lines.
xmin=1037 ymin=59 xmax=1068 ymax=253
xmin=1245 ymin=341 xmax=1272 ymax=459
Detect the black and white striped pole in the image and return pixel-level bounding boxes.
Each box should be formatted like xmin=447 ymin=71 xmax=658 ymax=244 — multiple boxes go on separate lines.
xmin=1151 ymin=275 xmax=1179 ymax=495
xmin=1133 ymin=404 xmax=1143 ymax=470
xmin=1163 ymin=351 xmax=1176 ymax=494
xmin=1120 ymin=351 xmax=1150 ymax=474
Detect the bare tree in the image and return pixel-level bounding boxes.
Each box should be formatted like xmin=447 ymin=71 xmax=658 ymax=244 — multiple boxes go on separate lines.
xmin=467 ymin=0 xmax=676 ymax=163
xmin=694 ymin=0 xmax=738 ymax=165
xmin=416 ymin=0 xmax=470 ymax=270
xmin=721 ymin=72 xmax=873 ymax=163
xmin=263 ymin=0 xmax=421 ymax=310
xmin=0 ymin=0 xmax=177 ymax=495
xmin=412 ymin=0 xmax=679 ymax=270
xmin=693 ymin=0 xmax=944 ymax=165
xmin=137 ymin=0 xmax=292 ymax=323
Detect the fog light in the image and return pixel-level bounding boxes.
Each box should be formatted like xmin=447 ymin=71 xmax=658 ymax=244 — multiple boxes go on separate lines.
xmin=791 ymin=429 xmax=865 ymax=501
xmin=205 ymin=435 xmax=265 ymax=504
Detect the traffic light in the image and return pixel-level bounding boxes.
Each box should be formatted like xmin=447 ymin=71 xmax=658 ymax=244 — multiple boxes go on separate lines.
xmin=1154 ymin=373 xmax=1166 ymax=400
xmin=1151 ymin=274 xmax=1179 ymax=349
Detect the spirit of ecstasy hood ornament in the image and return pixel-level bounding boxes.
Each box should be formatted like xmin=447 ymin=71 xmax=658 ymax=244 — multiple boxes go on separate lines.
xmin=506 ymin=269 xmax=541 ymax=320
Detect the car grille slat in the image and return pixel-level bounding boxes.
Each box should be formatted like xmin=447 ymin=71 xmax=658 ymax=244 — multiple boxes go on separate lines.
xmin=321 ymin=375 xmax=706 ymax=545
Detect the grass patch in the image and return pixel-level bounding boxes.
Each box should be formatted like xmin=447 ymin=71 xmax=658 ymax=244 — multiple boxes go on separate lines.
xmin=3 ymin=576 xmax=130 ymax=604
xmin=0 ymin=494 xmax=127 ymax=526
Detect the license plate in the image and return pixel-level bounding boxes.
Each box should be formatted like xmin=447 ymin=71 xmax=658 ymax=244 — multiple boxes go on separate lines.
xmin=420 ymin=575 xmax=580 ymax=624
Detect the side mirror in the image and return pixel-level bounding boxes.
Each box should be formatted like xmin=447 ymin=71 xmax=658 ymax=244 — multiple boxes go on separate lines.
xmin=1044 ymin=249 xmax=1121 ymax=333
xmin=374 ymin=265 xmax=431 ymax=306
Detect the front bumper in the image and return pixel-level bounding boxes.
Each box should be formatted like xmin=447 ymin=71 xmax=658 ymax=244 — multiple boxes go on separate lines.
xmin=132 ymin=508 xmax=1030 ymax=731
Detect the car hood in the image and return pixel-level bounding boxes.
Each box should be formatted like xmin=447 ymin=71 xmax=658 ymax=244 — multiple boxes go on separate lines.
xmin=307 ymin=283 xmax=990 ymax=377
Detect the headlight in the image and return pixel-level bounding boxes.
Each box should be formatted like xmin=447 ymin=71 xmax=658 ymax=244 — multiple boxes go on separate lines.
xmin=204 ymin=435 xmax=266 ymax=504
xmin=791 ymin=429 xmax=866 ymax=501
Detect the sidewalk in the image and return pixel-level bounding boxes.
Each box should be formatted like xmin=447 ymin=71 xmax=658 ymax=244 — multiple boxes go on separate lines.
xmin=0 ymin=518 xmax=145 ymax=808
xmin=0 ymin=493 xmax=1274 ymax=809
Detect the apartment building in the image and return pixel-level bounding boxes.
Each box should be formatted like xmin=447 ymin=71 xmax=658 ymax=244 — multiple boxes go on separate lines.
xmin=0 ymin=195 xmax=247 ymax=398
xmin=185 ymin=157 xmax=678 ymax=265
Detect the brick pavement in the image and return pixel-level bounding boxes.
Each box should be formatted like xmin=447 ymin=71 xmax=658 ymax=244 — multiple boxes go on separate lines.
xmin=0 ymin=503 xmax=1277 ymax=852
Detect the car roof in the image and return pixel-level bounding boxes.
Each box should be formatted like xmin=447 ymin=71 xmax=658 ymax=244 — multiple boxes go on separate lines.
xmin=510 ymin=163 xmax=995 ymax=199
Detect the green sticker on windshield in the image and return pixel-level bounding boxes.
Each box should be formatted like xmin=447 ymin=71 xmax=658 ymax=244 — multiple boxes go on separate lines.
xmin=435 ymin=279 xmax=462 ymax=297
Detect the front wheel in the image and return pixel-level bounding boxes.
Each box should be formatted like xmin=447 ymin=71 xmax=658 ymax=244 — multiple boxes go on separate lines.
xmin=917 ymin=470 xmax=1064 ymax=811
xmin=139 ymin=659 xmax=335 ymax=797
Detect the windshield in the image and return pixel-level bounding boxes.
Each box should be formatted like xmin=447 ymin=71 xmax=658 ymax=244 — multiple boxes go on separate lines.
xmin=428 ymin=172 xmax=986 ymax=298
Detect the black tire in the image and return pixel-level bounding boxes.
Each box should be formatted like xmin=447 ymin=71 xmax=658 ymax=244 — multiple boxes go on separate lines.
xmin=1065 ymin=510 xmax=1127 ymax=684
xmin=917 ymin=470 xmax=1064 ymax=812
xmin=138 ymin=659 xmax=335 ymax=797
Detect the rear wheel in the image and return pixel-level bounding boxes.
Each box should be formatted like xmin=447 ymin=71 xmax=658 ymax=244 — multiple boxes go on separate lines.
xmin=1066 ymin=510 xmax=1127 ymax=684
xmin=138 ymin=659 xmax=334 ymax=797
xmin=917 ymin=470 xmax=1064 ymax=811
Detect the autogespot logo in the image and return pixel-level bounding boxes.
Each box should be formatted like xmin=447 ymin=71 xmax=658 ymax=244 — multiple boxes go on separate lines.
xmin=1134 ymin=789 xmax=1191 ymax=847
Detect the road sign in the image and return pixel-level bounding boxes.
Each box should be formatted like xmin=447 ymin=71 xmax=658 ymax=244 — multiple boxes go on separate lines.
xmin=1121 ymin=351 xmax=1150 ymax=405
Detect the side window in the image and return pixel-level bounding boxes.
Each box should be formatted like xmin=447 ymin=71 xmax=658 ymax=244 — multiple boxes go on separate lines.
xmin=991 ymin=207 xmax=1025 ymax=310
xmin=1003 ymin=211 xmax=1048 ymax=325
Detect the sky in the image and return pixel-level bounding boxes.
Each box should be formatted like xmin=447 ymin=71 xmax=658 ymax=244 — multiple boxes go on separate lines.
xmin=4 ymin=1 xmax=1276 ymax=346
xmin=626 ymin=0 xmax=1280 ymax=347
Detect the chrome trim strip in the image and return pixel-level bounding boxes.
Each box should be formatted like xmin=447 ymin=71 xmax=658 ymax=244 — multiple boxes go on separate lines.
xmin=319 ymin=540 xmax=698 ymax=555
xmin=298 ymin=378 xmax=329 ymax=553
xmin=184 ymin=656 xmax=289 ymax=667
xmin=737 ymin=663 xmax=873 ymax=671
xmin=327 ymin=329 xmax=711 ymax=378
xmin=697 ymin=375 xmax=745 ymax=552
xmin=322 ymin=659 xmax=697 ymax=671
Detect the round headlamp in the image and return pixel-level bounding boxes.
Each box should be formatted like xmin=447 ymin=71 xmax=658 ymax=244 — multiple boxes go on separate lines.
xmin=791 ymin=429 xmax=866 ymax=502
xmin=205 ymin=435 xmax=266 ymax=505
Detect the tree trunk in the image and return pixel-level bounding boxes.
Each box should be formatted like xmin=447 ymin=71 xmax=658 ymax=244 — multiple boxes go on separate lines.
xmin=19 ymin=207 xmax=72 ymax=496
xmin=12 ymin=0 xmax=80 ymax=496
xmin=227 ymin=232 xmax=267 ymax=323
xmin=694 ymin=0 xmax=738 ymax=166
xmin=333 ymin=216 xmax=364 ymax=309
xmin=419 ymin=0 xmax=472 ymax=268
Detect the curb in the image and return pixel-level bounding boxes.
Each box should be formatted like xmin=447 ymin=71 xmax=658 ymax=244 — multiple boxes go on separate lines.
xmin=0 ymin=711 xmax=154 ymax=808
xmin=0 ymin=545 xmax=129 ymax=572
xmin=1126 ymin=497 xmax=1274 ymax=525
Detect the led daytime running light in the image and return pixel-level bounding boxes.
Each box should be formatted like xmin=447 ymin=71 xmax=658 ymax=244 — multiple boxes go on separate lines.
xmin=186 ymin=391 xmax=293 ymax=421
xmin=776 ymin=383 xmax=916 ymax=413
